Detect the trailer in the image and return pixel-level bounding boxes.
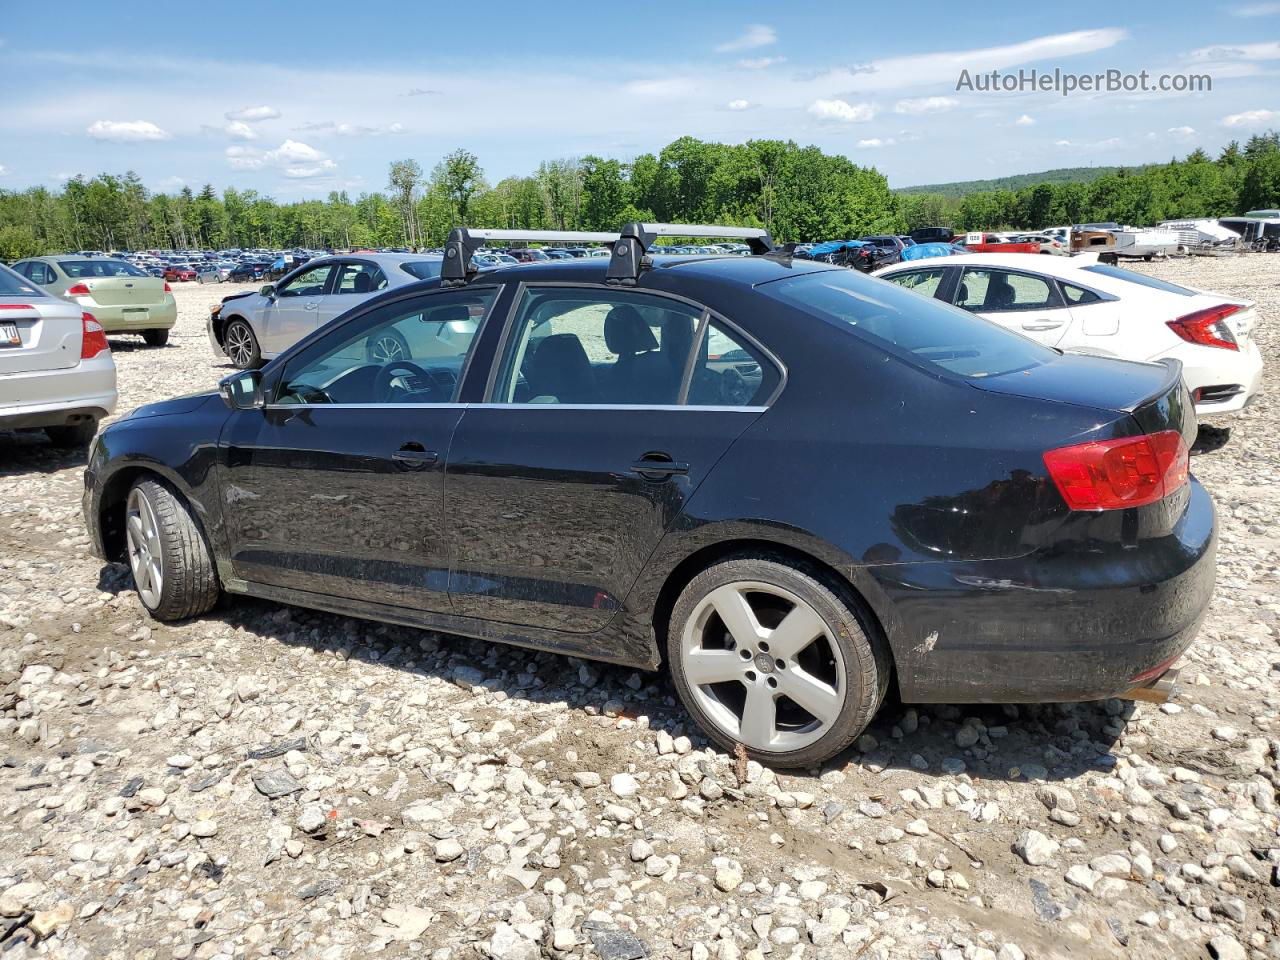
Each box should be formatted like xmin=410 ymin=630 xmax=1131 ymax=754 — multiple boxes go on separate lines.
xmin=1158 ymin=219 xmax=1243 ymax=256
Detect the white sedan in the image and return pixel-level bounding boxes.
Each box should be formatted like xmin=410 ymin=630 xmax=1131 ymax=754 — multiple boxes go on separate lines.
xmin=874 ymin=253 xmax=1263 ymax=417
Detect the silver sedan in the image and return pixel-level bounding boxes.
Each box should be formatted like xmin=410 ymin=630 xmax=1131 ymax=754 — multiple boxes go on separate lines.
xmin=207 ymin=253 xmax=444 ymax=368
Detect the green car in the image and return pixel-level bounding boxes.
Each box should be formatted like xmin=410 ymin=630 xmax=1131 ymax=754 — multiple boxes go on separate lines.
xmin=10 ymin=255 xmax=177 ymax=346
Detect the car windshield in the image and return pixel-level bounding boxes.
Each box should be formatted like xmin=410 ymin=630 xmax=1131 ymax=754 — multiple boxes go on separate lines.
xmin=61 ymin=260 xmax=147 ymax=278
xmin=0 ymin=265 xmax=44 ymax=297
xmin=399 ymin=260 xmax=442 ymax=280
xmin=1080 ymin=263 xmax=1197 ymax=296
xmin=762 ymin=268 xmax=1056 ymax=379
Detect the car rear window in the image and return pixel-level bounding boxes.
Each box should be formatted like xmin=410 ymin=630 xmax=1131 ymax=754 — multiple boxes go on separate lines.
xmin=1081 ymin=263 xmax=1196 ymax=296
xmin=61 ymin=260 xmax=147 ymax=278
xmin=399 ymin=260 xmax=442 ymax=280
xmin=0 ymin=265 xmax=45 ymax=297
xmin=762 ymin=268 xmax=1055 ymax=379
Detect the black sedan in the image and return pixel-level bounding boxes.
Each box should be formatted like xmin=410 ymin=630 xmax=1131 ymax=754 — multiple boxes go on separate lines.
xmin=82 ymin=226 xmax=1214 ymax=767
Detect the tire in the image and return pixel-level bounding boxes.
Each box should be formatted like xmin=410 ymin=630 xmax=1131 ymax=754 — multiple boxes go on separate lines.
xmin=668 ymin=557 xmax=889 ymax=768
xmin=45 ymin=419 xmax=97 ymax=448
xmin=197 ymin=274 xmax=205 ymax=284
xmin=143 ymin=329 xmax=169 ymax=347
xmin=223 ymin=318 xmax=262 ymax=369
xmin=366 ymin=329 xmax=411 ymax=364
xmin=125 ymin=478 xmax=220 ymax=621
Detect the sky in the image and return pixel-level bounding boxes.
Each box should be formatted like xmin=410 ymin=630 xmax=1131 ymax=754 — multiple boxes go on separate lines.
xmin=1 ymin=0 xmax=1277 ymax=199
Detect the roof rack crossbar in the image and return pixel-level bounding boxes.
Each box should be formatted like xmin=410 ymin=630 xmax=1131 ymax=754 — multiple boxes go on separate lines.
xmin=606 ymin=222 xmax=774 ymax=284
xmin=442 ymin=227 xmax=619 ymax=283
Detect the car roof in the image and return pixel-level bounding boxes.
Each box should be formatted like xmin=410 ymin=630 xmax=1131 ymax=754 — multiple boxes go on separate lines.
xmin=446 ymin=252 xmax=838 ymax=289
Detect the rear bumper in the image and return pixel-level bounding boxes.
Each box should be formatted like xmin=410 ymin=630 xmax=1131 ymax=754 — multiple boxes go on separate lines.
xmin=879 ymin=479 xmax=1216 ymax=704
xmin=0 ymin=355 xmax=117 ymax=430
xmin=1156 ymin=339 xmax=1263 ymax=417
xmin=73 ymin=296 xmax=177 ymax=332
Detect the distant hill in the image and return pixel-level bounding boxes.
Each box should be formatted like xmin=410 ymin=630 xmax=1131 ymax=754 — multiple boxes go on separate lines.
xmin=895 ymin=166 xmax=1134 ymax=198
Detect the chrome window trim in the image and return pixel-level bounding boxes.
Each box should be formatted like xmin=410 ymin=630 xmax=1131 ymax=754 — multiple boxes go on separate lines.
xmin=261 ymin=402 xmax=766 ymax=413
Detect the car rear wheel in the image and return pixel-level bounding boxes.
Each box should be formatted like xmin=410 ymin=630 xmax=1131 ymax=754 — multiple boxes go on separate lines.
xmin=125 ymin=478 xmax=219 ymax=621
xmin=668 ymin=557 xmax=888 ymax=767
xmin=45 ymin=419 xmax=98 ymax=448
xmin=224 ymin=318 xmax=262 ymax=369
xmin=143 ymin=329 xmax=169 ymax=347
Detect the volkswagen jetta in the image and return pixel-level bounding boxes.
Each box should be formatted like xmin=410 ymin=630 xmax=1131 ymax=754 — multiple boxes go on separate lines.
xmin=82 ymin=224 xmax=1216 ymax=767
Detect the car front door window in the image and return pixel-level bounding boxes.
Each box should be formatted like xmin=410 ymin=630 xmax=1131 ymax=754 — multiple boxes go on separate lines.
xmin=276 ymin=264 xmax=333 ymax=298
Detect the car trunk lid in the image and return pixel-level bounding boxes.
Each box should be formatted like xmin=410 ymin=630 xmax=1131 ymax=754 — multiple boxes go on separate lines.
xmin=0 ymin=298 xmax=82 ymax=373
xmin=75 ymin=276 xmax=168 ymax=307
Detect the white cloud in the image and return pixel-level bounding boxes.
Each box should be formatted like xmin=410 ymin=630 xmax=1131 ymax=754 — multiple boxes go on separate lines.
xmin=0 ymin=164 xmax=7 ymax=175
xmin=224 ymin=120 xmax=257 ymax=141
xmin=1223 ymin=107 xmax=1280 ymax=126
xmin=86 ymin=119 xmax=170 ymax=142
xmin=736 ymin=56 xmax=786 ymax=69
xmin=157 ymin=176 xmax=186 ymax=190
xmin=404 ymin=87 xmax=439 ymax=97
xmin=226 ymin=139 xmax=336 ymax=177
xmin=1054 ymin=139 xmax=1072 ymax=146
xmin=1168 ymin=125 xmax=1196 ymax=136
xmin=225 ymin=105 xmax=280 ymax=123
xmin=814 ymin=28 xmax=1126 ymax=93
xmin=727 ymin=99 xmax=751 ymax=111
xmin=807 ymin=99 xmax=877 ymax=122
xmin=1231 ymin=2 xmax=1280 ymax=14
xmin=1015 ymin=114 xmax=1036 ymax=126
xmin=1189 ymin=41 xmax=1280 ymax=60
xmin=856 ymin=138 xmax=894 ymax=148
xmin=894 ymin=96 xmax=959 ymax=115
xmin=624 ymin=78 xmax=695 ymax=97
xmin=715 ymin=24 xmax=776 ymax=53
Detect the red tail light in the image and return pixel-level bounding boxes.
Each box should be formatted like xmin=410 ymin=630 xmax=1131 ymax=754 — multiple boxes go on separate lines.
xmin=1044 ymin=430 xmax=1189 ymax=510
xmin=80 ymin=312 xmax=109 ymax=359
xmin=1167 ymin=304 xmax=1240 ymax=351
xmin=164 ymin=282 xmax=172 ymax=292
xmin=66 ymin=282 xmax=91 ymax=297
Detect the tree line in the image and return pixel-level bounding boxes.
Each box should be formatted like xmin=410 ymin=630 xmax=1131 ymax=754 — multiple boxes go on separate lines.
xmin=0 ymin=133 xmax=1277 ymax=261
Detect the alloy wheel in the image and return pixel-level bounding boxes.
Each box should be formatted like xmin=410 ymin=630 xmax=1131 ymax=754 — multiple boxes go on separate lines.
xmin=226 ymin=322 xmax=254 ymax=367
xmin=125 ymin=487 xmax=164 ymax=609
xmin=369 ymin=335 xmax=406 ymax=364
xmin=679 ymin=581 xmax=845 ymax=753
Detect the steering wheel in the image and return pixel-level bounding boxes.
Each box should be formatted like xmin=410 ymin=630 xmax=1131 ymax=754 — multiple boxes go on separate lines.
xmin=374 ymin=361 xmax=431 ymax=402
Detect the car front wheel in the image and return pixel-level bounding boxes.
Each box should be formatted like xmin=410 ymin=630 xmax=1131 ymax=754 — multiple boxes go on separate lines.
xmin=668 ymin=557 xmax=888 ymax=767
xmin=125 ymin=478 xmax=220 ymax=621
xmin=223 ymin=318 xmax=262 ymax=369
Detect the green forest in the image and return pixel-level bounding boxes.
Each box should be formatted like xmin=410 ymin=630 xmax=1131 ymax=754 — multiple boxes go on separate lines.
xmin=896 ymin=165 xmax=1127 ymax=197
xmin=1 ymin=133 xmax=1278 ymax=260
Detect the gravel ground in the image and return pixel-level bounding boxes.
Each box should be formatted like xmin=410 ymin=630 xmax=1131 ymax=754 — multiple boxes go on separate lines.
xmin=0 ymin=260 xmax=1276 ymax=960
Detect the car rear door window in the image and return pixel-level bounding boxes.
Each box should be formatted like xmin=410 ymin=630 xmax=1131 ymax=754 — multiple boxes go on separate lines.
xmin=956 ymin=268 xmax=1059 ymax=312
xmin=332 ymin=262 xmax=387 ymax=295
xmin=883 ymin=268 xmax=947 ymax=299
xmin=274 ymin=289 xmax=498 ymax=405
xmin=1060 ymin=283 xmax=1101 ymax=305
xmin=490 ymin=288 xmax=705 ymax=405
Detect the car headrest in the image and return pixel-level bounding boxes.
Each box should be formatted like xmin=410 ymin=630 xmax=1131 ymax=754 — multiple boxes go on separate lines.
xmin=988 ymin=278 xmax=1015 ymax=308
xmin=352 ymin=272 xmax=372 ymax=293
xmin=604 ymin=304 xmax=659 ymax=355
xmin=957 ymin=282 xmax=969 ymax=302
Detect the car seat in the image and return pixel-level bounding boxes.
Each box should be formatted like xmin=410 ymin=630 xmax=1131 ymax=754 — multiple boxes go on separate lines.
xmin=604 ymin=305 xmax=678 ymax=404
xmin=525 ymin=334 xmax=598 ymax=404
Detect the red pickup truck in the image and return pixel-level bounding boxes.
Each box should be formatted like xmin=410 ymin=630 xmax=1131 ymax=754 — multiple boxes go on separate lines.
xmin=955 ymin=232 xmax=1042 ymax=254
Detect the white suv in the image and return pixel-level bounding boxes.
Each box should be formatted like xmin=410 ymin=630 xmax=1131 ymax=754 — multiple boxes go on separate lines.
xmin=0 ymin=263 xmax=117 ymax=447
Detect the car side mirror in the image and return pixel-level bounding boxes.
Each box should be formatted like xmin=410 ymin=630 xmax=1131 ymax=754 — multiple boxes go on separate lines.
xmin=260 ymin=283 xmax=276 ymax=299
xmin=219 ymin=370 xmax=265 ymax=410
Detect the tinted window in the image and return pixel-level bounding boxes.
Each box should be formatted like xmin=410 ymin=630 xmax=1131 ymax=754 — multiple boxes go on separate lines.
xmin=1061 ymin=283 xmax=1101 ymax=305
xmin=763 ymin=268 xmax=1054 ymax=379
xmin=399 ymin=260 xmax=442 ymax=280
xmin=1081 ymin=263 xmax=1196 ymax=296
xmin=0 ymin=264 xmax=44 ymax=297
xmin=492 ymin=288 xmax=704 ymax=405
xmin=332 ymin=262 xmax=387 ymax=294
xmin=276 ymin=289 xmax=498 ymax=405
xmin=957 ymin=269 xmax=1057 ymax=311
xmin=884 ymin=268 xmax=947 ymax=299
xmin=277 ymin=264 xmax=332 ymax=297
xmin=60 ymin=260 xmax=146 ymax=278
xmin=687 ymin=320 xmax=778 ymax=407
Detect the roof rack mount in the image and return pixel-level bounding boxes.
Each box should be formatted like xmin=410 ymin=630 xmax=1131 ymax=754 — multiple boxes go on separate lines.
xmin=607 ymin=222 xmax=774 ymax=284
xmin=442 ymin=227 xmax=619 ymax=283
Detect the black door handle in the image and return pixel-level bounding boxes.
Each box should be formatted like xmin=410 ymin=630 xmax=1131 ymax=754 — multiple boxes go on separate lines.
xmin=393 ymin=442 xmax=439 ymax=465
xmin=630 ymin=454 xmax=689 ymax=479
